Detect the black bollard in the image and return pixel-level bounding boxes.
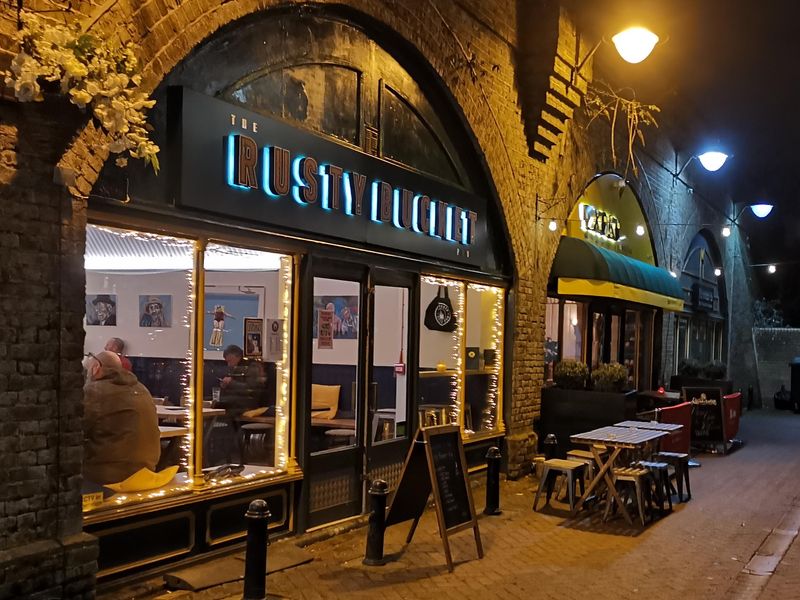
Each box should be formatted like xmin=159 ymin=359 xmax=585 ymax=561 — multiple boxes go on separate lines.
xmin=243 ymin=499 xmax=270 ymax=600
xmin=543 ymin=433 xmax=558 ymax=460
xmin=484 ymin=446 xmax=502 ymax=516
xmin=363 ymin=479 xmax=389 ymax=566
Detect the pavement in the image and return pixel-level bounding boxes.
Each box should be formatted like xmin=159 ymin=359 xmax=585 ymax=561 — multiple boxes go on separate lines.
xmin=102 ymin=409 xmax=800 ymax=600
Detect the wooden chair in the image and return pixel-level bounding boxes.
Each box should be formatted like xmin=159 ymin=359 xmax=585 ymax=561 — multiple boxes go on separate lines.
xmin=533 ymin=458 xmax=586 ymax=513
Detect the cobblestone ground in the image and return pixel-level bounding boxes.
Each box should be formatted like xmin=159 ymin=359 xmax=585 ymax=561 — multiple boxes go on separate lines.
xmin=105 ymin=410 xmax=800 ymax=600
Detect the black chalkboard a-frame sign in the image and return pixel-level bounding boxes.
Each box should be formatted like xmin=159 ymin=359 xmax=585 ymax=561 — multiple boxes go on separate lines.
xmin=385 ymin=425 xmax=483 ymax=571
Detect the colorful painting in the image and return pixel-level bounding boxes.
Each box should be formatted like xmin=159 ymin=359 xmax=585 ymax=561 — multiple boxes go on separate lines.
xmin=86 ymin=294 xmax=117 ymax=326
xmin=312 ymin=295 xmax=359 ymax=339
xmin=244 ymin=318 xmax=263 ymax=357
xmin=203 ymin=291 xmax=260 ymax=351
xmin=138 ymin=294 xmax=172 ymax=328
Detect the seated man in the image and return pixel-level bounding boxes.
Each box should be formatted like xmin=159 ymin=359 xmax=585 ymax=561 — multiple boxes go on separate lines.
xmin=104 ymin=337 xmax=132 ymax=371
xmin=83 ymin=350 xmax=160 ymax=485
xmin=215 ymin=345 xmax=265 ymax=463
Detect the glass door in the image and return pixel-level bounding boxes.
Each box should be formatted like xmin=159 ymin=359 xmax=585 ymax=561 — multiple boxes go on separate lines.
xmin=306 ymin=271 xmax=365 ymax=527
xmin=365 ymin=270 xmax=415 ymax=489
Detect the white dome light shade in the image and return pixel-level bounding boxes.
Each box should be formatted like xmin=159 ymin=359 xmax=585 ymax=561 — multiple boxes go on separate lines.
xmin=722 ymin=226 xmax=732 ymax=238
xmin=714 ymin=268 xmax=722 ymax=277
xmin=697 ymin=151 xmax=728 ymax=172
xmin=768 ymin=264 xmax=777 ymax=274
xmin=612 ymin=27 xmax=659 ymax=64
xmin=548 ymin=219 xmax=558 ymax=232
xmin=635 ymin=224 xmax=646 ymax=237
xmin=750 ymin=204 xmax=774 ymax=218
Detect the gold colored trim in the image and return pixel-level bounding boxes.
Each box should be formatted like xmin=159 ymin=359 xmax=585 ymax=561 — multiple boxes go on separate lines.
xmin=463 ymin=429 xmax=506 ymax=444
xmin=83 ymin=469 xmax=303 ymax=525
xmin=557 ymin=277 xmax=684 ymax=311
xmin=192 ymin=239 xmax=207 ymax=487
xmin=290 ymin=255 xmax=300 ymax=463
xmin=419 ymin=369 xmax=459 ymax=378
xmin=206 ymin=488 xmax=288 ymax=546
xmin=94 ymin=511 xmax=195 ymax=578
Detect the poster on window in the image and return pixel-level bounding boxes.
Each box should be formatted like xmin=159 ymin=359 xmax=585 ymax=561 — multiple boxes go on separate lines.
xmin=266 ymin=318 xmax=283 ymax=362
xmin=244 ymin=318 xmax=263 ymax=358
xmin=312 ymin=295 xmax=359 ymax=339
xmin=317 ymin=308 xmax=334 ymax=350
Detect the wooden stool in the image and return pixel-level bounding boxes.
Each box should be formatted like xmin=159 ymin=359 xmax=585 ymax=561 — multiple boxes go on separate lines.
xmin=241 ymin=423 xmax=274 ymax=463
xmin=638 ymin=460 xmax=673 ymax=515
xmin=533 ymin=458 xmax=586 ymax=513
xmin=654 ymin=451 xmax=691 ymax=502
xmin=325 ymin=428 xmax=356 ymax=447
xmin=566 ymin=446 xmax=608 ymax=482
xmin=611 ymin=467 xmax=652 ymax=526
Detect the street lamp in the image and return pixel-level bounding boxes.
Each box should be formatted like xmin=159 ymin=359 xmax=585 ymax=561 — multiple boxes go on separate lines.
xmin=750 ymin=204 xmax=774 ymax=218
xmin=674 ymin=151 xmax=730 ymax=178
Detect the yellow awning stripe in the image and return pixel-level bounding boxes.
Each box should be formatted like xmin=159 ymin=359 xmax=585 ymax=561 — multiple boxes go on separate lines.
xmin=557 ymin=277 xmax=684 ymax=312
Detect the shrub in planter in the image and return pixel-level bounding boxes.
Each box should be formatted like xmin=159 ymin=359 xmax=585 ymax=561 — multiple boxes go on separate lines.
xmin=553 ymin=359 xmax=588 ymax=390
xmin=702 ymin=360 xmax=727 ymax=380
xmin=591 ymin=362 xmax=628 ymax=392
xmin=677 ymin=358 xmax=702 ymax=377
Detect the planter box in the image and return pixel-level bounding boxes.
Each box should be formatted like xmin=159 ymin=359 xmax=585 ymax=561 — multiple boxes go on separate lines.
xmin=540 ymin=387 xmax=638 ymax=458
xmin=669 ymin=376 xmax=733 ymax=395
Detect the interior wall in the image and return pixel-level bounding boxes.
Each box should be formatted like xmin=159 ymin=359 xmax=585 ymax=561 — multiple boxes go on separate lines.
xmin=419 ymin=280 xmax=460 ymax=369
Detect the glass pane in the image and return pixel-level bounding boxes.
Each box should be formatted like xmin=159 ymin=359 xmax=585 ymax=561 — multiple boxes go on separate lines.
xmin=82 ymin=225 xmax=194 ymax=512
xmin=310 ymin=277 xmax=360 ymax=454
xmin=591 ymin=312 xmax=605 ymax=368
xmin=637 ymin=311 xmax=654 ymax=390
xmin=464 ymin=284 xmax=504 ymax=435
xmin=610 ymin=314 xmax=621 ymax=363
xmin=419 ymin=277 xmax=464 ymax=427
xmin=202 ymin=244 xmax=292 ymax=480
xmin=229 ymin=65 xmax=360 ymax=146
xmin=624 ymin=310 xmax=639 ymax=387
xmin=372 ymin=286 xmax=409 ymax=443
xmin=561 ymin=301 xmax=586 ymax=361
xmin=544 ymin=298 xmax=560 ymax=382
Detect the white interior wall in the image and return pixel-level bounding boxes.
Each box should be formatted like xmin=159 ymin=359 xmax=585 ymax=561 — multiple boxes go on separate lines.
xmin=419 ymin=281 xmax=460 ymax=369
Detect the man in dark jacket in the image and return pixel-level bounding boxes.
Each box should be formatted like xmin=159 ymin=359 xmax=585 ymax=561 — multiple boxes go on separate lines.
xmin=216 ymin=345 xmax=264 ymax=464
xmin=83 ymin=351 xmax=160 ymax=485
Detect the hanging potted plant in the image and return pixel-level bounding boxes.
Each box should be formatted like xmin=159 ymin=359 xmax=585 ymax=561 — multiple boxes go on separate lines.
xmin=4 ymin=12 xmax=159 ymax=172
xmin=540 ymin=360 xmax=637 ymax=458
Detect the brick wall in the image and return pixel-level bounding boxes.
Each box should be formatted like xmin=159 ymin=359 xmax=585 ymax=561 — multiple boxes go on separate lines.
xmin=0 ymin=2 xmax=757 ymax=593
xmin=753 ymin=328 xmax=800 ymax=407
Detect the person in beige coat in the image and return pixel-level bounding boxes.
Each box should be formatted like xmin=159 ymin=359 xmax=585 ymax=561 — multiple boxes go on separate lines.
xmin=82 ymin=350 xmax=160 ymax=485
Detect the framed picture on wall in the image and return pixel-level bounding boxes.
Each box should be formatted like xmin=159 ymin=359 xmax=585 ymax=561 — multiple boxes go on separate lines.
xmin=139 ymin=295 xmax=172 ymax=328
xmin=312 ymin=295 xmax=359 ymax=339
xmin=244 ymin=318 xmax=263 ymax=358
xmin=85 ymin=294 xmax=117 ymax=326
xmin=203 ymin=289 xmax=262 ymax=353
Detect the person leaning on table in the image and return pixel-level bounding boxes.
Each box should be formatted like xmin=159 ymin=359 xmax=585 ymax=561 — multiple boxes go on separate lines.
xmin=82 ymin=350 xmax=160 ymax=485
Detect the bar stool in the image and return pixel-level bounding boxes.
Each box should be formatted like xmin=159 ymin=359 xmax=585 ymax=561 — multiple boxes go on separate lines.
xmin=653 ymin=451 xmax=691 ymax=502
xmin=566 ymin=445 xmax=608 ymax=482
xmin=637 ymin=460 xmax=673 ymax=515
xmin=610 ymin=466 xmax=652 ymax=526
xmin=533 ymin=458 xmax=586 ymax=513
xmin=324 ymin=428 xmax=356 ymax=448
xmin=241 ymin=423 xmax=274 ymax=463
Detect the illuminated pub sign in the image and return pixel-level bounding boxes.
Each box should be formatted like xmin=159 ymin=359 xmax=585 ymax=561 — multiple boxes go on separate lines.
xmin=579 ymin=203 xmax=621 ymax=242
xmin=169 ymin=87 xmax=489 ymax=267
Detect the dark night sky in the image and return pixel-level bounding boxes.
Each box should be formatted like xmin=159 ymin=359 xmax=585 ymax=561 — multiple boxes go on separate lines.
xmin=575 ymin=0 xmax=800 ymax=322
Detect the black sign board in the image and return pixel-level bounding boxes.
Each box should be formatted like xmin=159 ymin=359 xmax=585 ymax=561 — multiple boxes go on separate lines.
xmin=169 ymin=87 xmax=489 ymax=268
xmin=685 ymin=386 xmax=724 ymax=444
xmin=691 ymin=282 xmax=715 ymax=312
xmin=385 ymin=425 xmax=482 ymax=571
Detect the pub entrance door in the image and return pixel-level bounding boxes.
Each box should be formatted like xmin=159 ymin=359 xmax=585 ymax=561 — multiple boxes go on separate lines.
xmin=305 ymin=260 xmax=415 ymax=528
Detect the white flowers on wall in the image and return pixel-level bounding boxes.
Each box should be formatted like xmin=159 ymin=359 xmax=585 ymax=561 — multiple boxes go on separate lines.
xmin=4 ymin=12 xmax=160 ymax=172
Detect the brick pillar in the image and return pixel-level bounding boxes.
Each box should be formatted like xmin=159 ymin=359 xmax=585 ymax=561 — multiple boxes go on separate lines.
xmin=0 ymin=100 xmax=97 ymax=598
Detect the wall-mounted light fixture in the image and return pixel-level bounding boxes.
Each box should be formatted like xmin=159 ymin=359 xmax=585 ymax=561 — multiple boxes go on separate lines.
xmin=674 ymin=151 xmax=731 ymax=179
xmin=570 ymin=26 xmax=660 ymax=86
xmin=750 ymin=204 xmax=774 ymax=218
xmin=721 ymin=202 xmax=775 ymax=237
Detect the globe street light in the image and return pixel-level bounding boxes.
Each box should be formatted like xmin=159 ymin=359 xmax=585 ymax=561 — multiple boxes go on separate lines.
xmin=750 ymin=204 xmax=774 ymax=218
xmin=611 ymin=27 xmax=660 ymax=64
xmin=697 ymin=151 xmax=729 ymax=172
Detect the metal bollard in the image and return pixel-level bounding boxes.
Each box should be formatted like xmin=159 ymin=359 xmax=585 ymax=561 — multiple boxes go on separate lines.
xmin=363 ymin=479 xmax=389 ymax=566
xmin=543 ymin=433 xmax=558 ymax=460
xmin=243 ymin=499 xmax=270 ymax=600
xmin=484 ymin=446 xmax=502 ymax=516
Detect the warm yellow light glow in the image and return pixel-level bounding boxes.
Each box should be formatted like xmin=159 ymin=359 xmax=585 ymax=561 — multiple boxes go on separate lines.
xmin=611 ymin=27 xmax=659 ymax=64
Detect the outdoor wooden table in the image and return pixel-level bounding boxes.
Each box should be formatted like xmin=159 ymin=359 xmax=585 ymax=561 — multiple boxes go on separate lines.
xmin=614 ymin=420 xmax=683 ymax=432
xmin=571 ymin=425 xmax=669 ymax=524
xmin=159 ymin=425 xmax=190 ymax=438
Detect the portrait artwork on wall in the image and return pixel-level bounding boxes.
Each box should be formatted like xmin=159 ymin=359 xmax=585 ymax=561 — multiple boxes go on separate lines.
xmin=139 ymin=295 xmax=172 ymax=328
xmin=86 ymin=294 xmax=117 ymax=326
xmin=312 ymin=295 xmax=359 ymax=340
xmin=244 ymin=318 xmax=263 ymax=358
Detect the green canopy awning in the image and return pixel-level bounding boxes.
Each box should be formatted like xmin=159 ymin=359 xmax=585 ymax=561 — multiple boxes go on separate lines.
xmin=550 ymin=237 xmax=684 ymax=311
